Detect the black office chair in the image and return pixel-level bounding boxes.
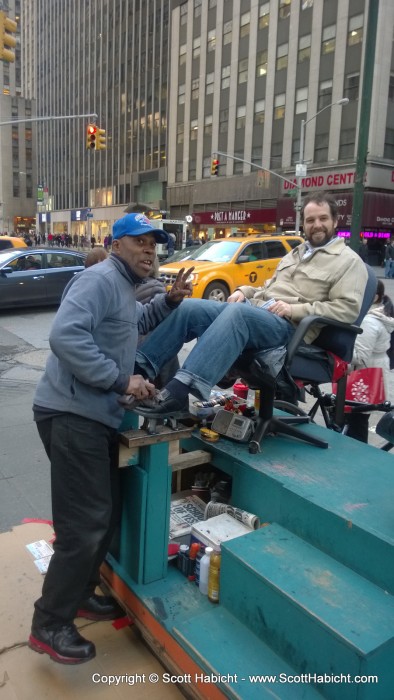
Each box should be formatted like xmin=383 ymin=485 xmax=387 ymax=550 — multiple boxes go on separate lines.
xmin=219 ymin=265 xmax=377 ymax=454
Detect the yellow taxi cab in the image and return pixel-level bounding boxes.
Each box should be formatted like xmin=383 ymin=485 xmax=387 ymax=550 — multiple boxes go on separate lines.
xmin=0 ymin=235 xmax=28 ymax=251
xmin=159 ymin=235 xmax=302 ymax=302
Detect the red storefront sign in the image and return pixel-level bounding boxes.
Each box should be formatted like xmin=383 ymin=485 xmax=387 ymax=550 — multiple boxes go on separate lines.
xmin=277 ymin=192 xmax=394 ymax=229
xmin=192 ymin=208 xmax=276 ymax=226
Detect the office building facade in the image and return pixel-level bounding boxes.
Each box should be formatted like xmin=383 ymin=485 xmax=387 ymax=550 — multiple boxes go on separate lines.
xmin=168 ymin=0 xmax=394 ymax=253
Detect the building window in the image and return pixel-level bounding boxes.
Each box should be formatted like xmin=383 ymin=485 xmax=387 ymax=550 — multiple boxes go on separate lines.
xmin=240 ymin=11 xmax=250 ymax=39
xmin=301 ymin=0 xmax=313 ymax=8
xmin=276 ymin=43 xmax=288 ymax=71
xmin=295 ymin=87 xmax=308 ymax=114
xmin=192 ymin=78 xmax=199 ymax=100
xmin=254 ymin=99 xmax=265 ymax=124
xmin=207 ymin=29 xmax=216 ymax=52
xmin=204 ymin=114 xmax=213 ymax=135
xmin=221 ymin=65 xmax=230 ymax=90
xmin=194 ymin=0 xmax=202 ymax=18
xmin=189 ymin=159 xmax=196 ymax=179
xmin=274 ymin=93 xmax=286 ymax=119
xmin=190 ymin=119 xmax=198 ymax=140
xmin=180 ymin=3 xmax=188 ymax=25
xmin=389 ymin=74 xmax=394 ymax=100
xmin=179 ymin=43 xmax=187 ymax=66
xmin=344 ymin=73 xmax=360 ymax=101
xmin=219 ymin=109 xmax=229 ymax=133
xmin=259 ymin=2 xmax=270 ymax=29
xmin=206 ymin=72 xmax=215 ymax=95
xmin=298 ymin=34 xmax=311 ymax=62
xmin=256 ymin=50 xmax=268 ymax=77
xmin=271 ymin=141 xmax=282 ymax=168
xmin=208 ymin=0 xmax=217 ymax=8
xmin=177 ymin=123 xmax=184 ymax=144
xmin=318 ymin=80 xmax=333 ymax=109
xmin=236 ymin=106 xmax=246 ymax=130
xmin=238 ymin=57 xmax=248 ymax=84
xmin=223 ymin=20 xmax=232 ymax=45
xmin=176 ymin=161 xmax=183 ymax=182
xmin=322 ymin=25 xmax=336 ymax=54
xmin=279 ymin=0 xmax=291 ymax=20
xmin=291 ymin=139 xmax=300 ymax=164
xmin=348 ymin=14 xmax=363 ymax=46
xmin=178 ymin=84 xmax=186 ymax=105
xmin=234 ymin=151 xmax=244 ymax=174
xmin=203 ymin=155 xmax=213 ymax=178
xmin=252 ymin=146 xmax=263 ymax=165
xmin=193 ymin=37 xmax=201 ymax=59
xmin=314 ymin=133 xmax=329 ymax=163
xmin=384 ymin=128 xmax=394 ymax=159
xmin=339 ymin=128 xmax=356 ymax=159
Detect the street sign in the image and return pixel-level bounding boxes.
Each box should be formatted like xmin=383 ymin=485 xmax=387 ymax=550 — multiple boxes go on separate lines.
xmin=87 ymin=213 xmax=93 ymax=218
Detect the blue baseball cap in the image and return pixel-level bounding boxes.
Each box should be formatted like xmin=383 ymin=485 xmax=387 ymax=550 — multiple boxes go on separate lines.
xmin=113 ymin=213 xmax=169 ymax=244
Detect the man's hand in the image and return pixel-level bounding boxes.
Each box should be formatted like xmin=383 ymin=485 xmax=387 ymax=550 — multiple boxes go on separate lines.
xmin=167 ymin=267 xmax=195 ymax=303
xmin=125 ymin=375 xmax=157 ymax=399
xmin=228 ymin=290 xmax=245 ymax=303
xmin=268 ymin=300 xmax=292 ymax=318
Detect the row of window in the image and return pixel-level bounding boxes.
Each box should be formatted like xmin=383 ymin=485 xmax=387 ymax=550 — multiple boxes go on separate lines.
xmin=180 ymin=0 xmax=313 ymax=24
xmin=179 ymin=10 xmax=364 ymax=67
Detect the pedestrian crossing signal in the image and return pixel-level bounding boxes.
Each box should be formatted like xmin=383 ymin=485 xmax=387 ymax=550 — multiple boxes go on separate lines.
xmin=86 ymin=124 xmax=97 ymax=150
xmin=211 ymin=159 xmax=219 ymax=176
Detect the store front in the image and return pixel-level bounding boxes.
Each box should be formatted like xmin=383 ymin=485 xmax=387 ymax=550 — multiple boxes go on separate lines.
xmin=192 ymin=208 xmax=277 ymax=241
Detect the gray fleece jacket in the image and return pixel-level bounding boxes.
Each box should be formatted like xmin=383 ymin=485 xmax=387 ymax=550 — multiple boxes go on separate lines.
xmin=33 ymin=255 xmax=176 ymax=428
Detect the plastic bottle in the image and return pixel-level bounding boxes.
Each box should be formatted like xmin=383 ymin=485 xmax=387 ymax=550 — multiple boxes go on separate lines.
xmin=194 ymin=545 xmax=205 ymax=586
xmin=198 ymin=546 xmax=213 ymax=595
xmin=188 ymin=542 xmax=200 ymax=581
xmin=208 ymin=547 xmax=221 ymax=603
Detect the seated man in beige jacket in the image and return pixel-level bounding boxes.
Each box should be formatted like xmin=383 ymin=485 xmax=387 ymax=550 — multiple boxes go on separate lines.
xmin=134 ymin=191 xmax=369 ymax=417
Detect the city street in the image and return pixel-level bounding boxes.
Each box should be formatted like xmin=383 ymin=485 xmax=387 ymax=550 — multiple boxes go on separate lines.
xmin=0 ymin=266 xmax=393 ymax=532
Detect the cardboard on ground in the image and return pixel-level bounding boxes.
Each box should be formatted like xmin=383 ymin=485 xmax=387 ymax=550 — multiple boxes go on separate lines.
xmin=0 ymin=522 xmax=183 ymax=699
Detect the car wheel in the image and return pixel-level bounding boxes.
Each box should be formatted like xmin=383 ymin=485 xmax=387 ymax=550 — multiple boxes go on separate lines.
xmin=203 ymin=281 xmax=229 ymax=302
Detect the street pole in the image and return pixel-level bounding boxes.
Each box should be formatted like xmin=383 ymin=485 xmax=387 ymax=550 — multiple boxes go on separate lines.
xmin=0 ymin=113 xmax=98 ymax=127
xmin=348 ymin=0 xmax=379 ymax=252
xmin=294 ymin=98 xmax=349 ymax=234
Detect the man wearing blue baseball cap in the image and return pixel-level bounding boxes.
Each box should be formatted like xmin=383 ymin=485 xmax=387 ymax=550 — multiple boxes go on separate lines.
xmin=28 ymin=212 xmax=193 ymax=665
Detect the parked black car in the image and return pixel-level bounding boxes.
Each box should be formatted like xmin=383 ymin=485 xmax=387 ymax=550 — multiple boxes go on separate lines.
xmin=0 ymin=247 xmax=87 ymax=310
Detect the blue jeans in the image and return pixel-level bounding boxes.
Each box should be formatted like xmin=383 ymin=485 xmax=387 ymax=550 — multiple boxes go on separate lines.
xmin=136 ymin=298 xmax=294 ymax=400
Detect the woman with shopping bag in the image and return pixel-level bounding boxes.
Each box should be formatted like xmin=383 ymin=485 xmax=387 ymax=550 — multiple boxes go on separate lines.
xmin=345 ymin=280 xmax=394 ymax=442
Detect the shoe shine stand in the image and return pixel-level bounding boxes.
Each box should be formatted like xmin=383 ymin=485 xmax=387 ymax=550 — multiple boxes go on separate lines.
xmin=101 ymin=411 xmax=394 ymax=700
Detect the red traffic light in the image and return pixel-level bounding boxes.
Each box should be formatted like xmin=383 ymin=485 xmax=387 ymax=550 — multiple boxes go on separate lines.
xmin=86 ymin=124 xmax=97 ymax=149
xmin=211 ymin=159 xmax=219 ymax=176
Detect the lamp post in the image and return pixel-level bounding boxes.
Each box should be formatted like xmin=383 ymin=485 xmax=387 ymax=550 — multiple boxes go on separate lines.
xmin=294 ymin=97 xmax=349 ymax=234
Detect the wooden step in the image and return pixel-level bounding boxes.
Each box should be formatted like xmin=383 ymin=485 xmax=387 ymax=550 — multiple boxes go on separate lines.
xmin=220 ymin=523 xmax=394 ymax=700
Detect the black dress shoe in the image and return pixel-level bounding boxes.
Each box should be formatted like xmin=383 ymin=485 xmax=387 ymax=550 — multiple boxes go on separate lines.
xmin=77 ymin=593 xmax=124 ymax=621
xmin=28 ymin=622 xmax=96 ymax=664
xmin=136 ymin=389 xmax=190 ymax=418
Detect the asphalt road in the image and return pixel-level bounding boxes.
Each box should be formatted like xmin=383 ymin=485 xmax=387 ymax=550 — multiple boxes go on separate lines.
xmin=0 ymin=266 xmax=393 ymax=532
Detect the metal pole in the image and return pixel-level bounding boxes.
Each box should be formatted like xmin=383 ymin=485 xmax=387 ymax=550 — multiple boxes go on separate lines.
xmin=214 ymin=150 xmax=300 ymax=189
xmin=0 ymin=113 xmax=98 ymax=127
xmin=294 ymin=119 xmax=306 ymax=234
xmin=348 ymin=0 xmax=379 ymax=252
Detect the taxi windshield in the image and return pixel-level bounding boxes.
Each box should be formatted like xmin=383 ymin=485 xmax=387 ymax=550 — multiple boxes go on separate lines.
xmin=186 ymin=240 xmax=242 ymax=263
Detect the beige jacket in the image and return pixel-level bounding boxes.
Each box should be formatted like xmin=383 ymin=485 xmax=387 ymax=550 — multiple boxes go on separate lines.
xmin=238 ymin=237 xmax=368 ymax=344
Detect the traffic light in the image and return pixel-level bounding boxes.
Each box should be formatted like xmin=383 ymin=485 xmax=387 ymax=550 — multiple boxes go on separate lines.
xmin=86 ymin=124 xmax=97 ymax=150
xmin=211 ymin=158 xmax=219 ymax=176
xmin=0 ymin=11 xmax=17 ymax=63
xmin=96 ymin=128 xmax=106 ymax=150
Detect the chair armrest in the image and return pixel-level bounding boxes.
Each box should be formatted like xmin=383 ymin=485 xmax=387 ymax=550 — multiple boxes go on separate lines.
xmin=286 ymin=315 xmax=362 ymax=364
